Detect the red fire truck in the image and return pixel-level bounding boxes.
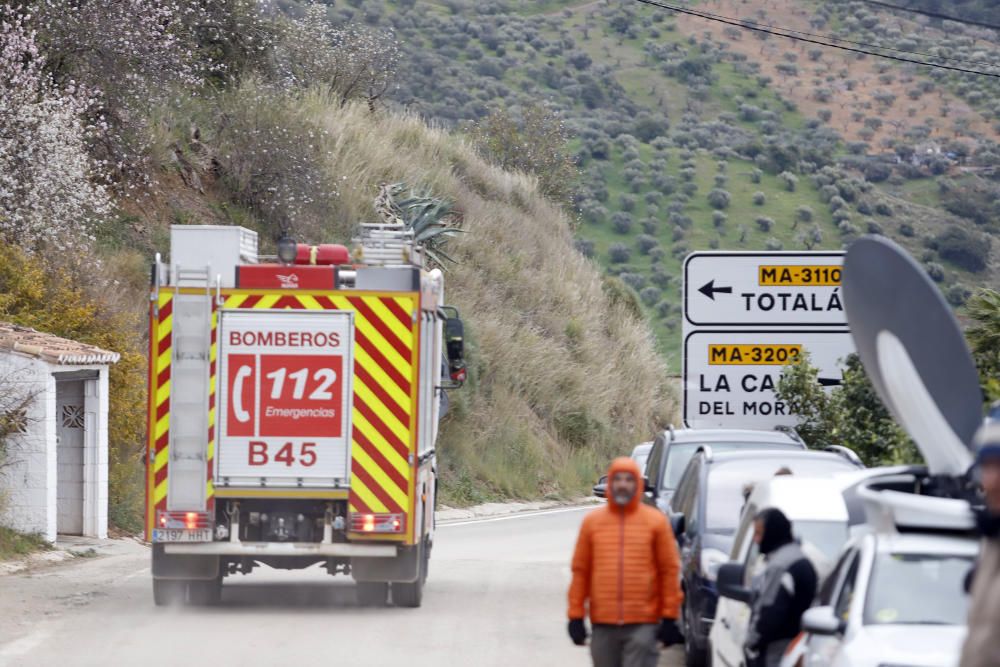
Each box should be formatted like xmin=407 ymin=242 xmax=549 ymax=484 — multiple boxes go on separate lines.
xmin=145 ymin=224 xmax=465 ymax=607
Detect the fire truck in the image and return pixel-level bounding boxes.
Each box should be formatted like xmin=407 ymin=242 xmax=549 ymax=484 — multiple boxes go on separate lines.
xmin=145 ymin=224 xmax=466 ymax=607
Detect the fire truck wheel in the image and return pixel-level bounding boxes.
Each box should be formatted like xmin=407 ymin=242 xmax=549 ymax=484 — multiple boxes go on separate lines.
xmin=152 ymin=579 xmax=186 ymax=607
xmin=188 ymin=578 xmax=223 ymax=606
xmin=355 ymin=581 xmax=389 ymax=607
xmin=391 ymin=577 xmax=423 ymax=608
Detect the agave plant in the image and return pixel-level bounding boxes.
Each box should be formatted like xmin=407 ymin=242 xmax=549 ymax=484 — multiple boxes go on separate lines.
xmin=375 ymin=182 xmax=463 ymax=268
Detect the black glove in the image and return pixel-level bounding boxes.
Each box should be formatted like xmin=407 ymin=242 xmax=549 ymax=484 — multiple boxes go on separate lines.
xmin=568 ymin=618 xmax=588 ymax=646
xmin=658 ymin=618 xmax=684 ymax=646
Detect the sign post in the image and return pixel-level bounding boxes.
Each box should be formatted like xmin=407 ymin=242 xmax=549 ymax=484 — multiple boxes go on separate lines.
xmin=682 ymin=252 xmax=854 ymax=429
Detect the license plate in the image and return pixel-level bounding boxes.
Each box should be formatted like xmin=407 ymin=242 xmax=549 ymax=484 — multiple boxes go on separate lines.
xmin=153 ymin=528 xmax=212 ymax=543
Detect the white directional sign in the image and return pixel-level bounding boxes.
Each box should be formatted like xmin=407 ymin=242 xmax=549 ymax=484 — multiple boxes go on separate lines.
xmin=683 ymin=330 xmax=855 ymax=430
xmin=684 ymin=252 xmax=847 ymax=327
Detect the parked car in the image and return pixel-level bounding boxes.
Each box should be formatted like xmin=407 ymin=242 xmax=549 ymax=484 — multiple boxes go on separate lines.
xmin=772 ymin=472 xmax=977 ymax=667
xmin=642 ymin=427 xmax=807 ymax=513
xmin=592 ymin=441 xmax=653 ymax=498
xmin=710 ymin=470 xmax=885 ymax=667
xmin=667 ymin=448 xmax=863 ymax=667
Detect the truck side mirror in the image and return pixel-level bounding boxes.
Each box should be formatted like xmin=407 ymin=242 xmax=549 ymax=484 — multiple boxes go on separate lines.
xmin=670 ymin=512 xmax=685 ymax=538
xmin=440 ymin=306 xmax=466 ymax=388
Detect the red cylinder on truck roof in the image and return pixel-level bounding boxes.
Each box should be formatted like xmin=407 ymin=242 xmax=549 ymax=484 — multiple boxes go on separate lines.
xmin=294 ymin=243 xmax=351 ymax=266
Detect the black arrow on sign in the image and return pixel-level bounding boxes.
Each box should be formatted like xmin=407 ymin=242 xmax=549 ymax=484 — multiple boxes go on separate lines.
xmin=698 ymin=280 xmax=733 ymax=300
xmin=818 ymin=377 xmax=843 ymax=387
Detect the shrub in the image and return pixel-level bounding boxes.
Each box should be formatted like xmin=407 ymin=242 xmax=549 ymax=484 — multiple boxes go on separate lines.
xmin=752 ymin=191 xmax=767 ymax=206
xmin=470 ymin=104 xmax=578 ymax=206
xmin=750 ymin=168 xmax=763 ymax=183
xmin=765 ymin=237 xmax=783 ymax=250
xmin=637 ymin=234 xmax=659 ymax=255
xmin=755 ymin=216 xmax=774 ymax=232
xmin=620 ymin=194 xmax=638 ymax=212
xmin=947 ymin=283 xmax=972 ymax=306
xmin=924 ymin=262 xmax=945 ymax=282
xmin=899 ymin=222 xmax=915 ymax=237
xmin=611 ymin=212 xmax=634 ymax=234
xmin=215 ymin=84 xmax=339 ymax=239
xmin=574 ymin=238 xmax=595 ymax=258
xmin=608 ymin=242 xmax=631 ymax=263
xmin=639 ymin=286 xmax=662 ymax=306
xmin=779 ymin=171 xmax=798 ymax=192
xmin=712 ymin=210 xmax=727 ymax=229
xmin=875 ymin=202 xmax=894 ymax=216
xmin=796 ymin=205 xmax=814 ymax=224
xmin=707 ymin=188 xmax=731 ymax=210
xmin=936 ymin=227 xmax=990 ymax=272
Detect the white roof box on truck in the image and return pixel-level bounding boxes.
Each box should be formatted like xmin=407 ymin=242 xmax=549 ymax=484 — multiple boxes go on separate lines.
xmin=168 ymin=225 xmax=259 ymax=288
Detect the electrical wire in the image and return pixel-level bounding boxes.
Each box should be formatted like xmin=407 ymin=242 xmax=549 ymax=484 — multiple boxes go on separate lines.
xmin=662 ymin=3 xmax=1000 ymax=69
xmin=857 ymin=0 xmax=1000 ymax=33
xmin=634 ymin=0 xmax=1000 ymax=79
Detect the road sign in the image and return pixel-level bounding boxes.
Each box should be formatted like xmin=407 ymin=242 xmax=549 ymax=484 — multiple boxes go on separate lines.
xmin=683 ymin=329 xmax=855 ymax=430
xmin=684 ymin=252 xmax=847 ymax=327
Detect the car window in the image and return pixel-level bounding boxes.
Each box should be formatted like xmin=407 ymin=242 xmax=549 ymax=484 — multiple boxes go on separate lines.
xmin=819 ymin=548 xmax=856 ymax=605
xmin=795 ymin=520 xmax=849 ymax=564
xmin=647 ymin=438 xmax=664 ymax=487
xmin=834 ymin=551 xmax=861 ymax=621
xmin=864 ymin=553 xmax=973 ymax=626
xmin=634 ymin=451 xmax=650 ymax=474
xmin=670 ymin=455 xmax=697 ymax=514
xmin=731 ymin=501 xmax=758 ymax=560
xmin=660 ymin=441 xmax=801 ymax=491
xmin=704 ymin=457 xmax=858 ymax=535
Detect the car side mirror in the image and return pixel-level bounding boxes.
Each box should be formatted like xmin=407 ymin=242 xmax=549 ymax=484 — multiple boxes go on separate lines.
xmin=801 ymin=606 xmax=844 ymax=636
xmin=670 ymin=512 xmax=685 ymax=538
xmin=717 ymin=563 xmax=752 ymax=604
xmin=644 ymin=477 xmax=658 ymax=499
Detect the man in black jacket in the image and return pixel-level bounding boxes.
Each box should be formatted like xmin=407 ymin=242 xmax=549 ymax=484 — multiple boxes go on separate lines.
xmin=744 ymin=508 xmax=818 ymax=667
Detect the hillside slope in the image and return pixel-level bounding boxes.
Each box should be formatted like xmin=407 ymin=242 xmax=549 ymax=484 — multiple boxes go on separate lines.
xmin=310 ymin=0 xmax=1000 ymax=368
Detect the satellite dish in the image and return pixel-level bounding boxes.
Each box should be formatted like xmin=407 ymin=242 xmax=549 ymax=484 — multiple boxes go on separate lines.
xmin=842 ymin=236 xmax=980 ymax=477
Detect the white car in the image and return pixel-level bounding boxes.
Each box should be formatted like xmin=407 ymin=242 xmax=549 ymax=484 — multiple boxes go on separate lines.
xmin=710 ymin=475 xmax=855 ymax=667
xmin=784 ymin=527 xmax=975 ymax=667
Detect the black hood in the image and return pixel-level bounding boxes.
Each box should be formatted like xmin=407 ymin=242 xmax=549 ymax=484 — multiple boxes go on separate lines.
xmin=756 ymin=508 xmax=793 ymax=555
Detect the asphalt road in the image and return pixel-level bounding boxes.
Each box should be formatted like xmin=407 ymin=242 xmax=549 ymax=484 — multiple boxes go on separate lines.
xmin=0 ymin=506 xmax=683 ymax=667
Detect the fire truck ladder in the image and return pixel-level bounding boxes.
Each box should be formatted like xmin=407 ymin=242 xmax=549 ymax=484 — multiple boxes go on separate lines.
xmin=167 ymin=266 xmax=216 ymax=511
xmin=355 ymin=224 xmax=424 ymax=267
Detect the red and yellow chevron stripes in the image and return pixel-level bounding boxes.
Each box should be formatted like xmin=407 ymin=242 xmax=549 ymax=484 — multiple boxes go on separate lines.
xmin=151 ymin=292 xmax=173 ymax=519
xmin=147 ymin=289 xmax=418 ymax=541
xmin=220 ymin=292 xmax=418 ymax=537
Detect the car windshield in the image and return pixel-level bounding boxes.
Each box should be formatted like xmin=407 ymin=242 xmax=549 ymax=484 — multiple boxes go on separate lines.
xmin=864 ymin=553 xmax=973 ymax=626
xmin=793 ymin=520 xmax=848 ymax=563
xmin=633 ymin=450 xmax=650 ymax=472
xmin=704 ymin=457 xmax=857 ymax=534
xmin=661 ymin=441 xmax=800 ymax=491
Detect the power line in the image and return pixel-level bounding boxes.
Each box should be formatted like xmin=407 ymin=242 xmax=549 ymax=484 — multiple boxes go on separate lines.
xmin=663 ymin=3 xmax=999 ymax=70
xmin=857 ymin=0 xmax=1000 ymax=33
xmin=634 ymin=0 xmax=1000 ymax=79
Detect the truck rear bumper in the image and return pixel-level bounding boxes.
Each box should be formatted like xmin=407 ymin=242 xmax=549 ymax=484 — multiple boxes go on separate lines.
xmin=163 ymin=542 xmax=397 ymax=557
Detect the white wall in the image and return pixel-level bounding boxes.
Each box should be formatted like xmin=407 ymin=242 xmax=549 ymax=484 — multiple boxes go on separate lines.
xmin=0 ymin=355 xmax=109 ymax=542
xmin=0 ymin=355 xmax=56 ymax=541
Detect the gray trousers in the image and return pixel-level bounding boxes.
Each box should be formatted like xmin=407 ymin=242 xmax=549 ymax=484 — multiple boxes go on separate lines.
xmin=590 ymin=624 xmax=659 ymax=667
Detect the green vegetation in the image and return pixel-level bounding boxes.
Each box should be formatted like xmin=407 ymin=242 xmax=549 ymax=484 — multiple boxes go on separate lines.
xmin=313 ymin=0 xmax=1000 ymax=370
xmin=0 ymin=525 xmax=50 ymax=560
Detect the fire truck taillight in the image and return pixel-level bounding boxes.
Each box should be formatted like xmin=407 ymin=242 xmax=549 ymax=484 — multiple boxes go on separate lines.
xmin=351 ymin=514 xmax=405 ymax=534
xmin=185 ymin=512 xmax=199 ymax=530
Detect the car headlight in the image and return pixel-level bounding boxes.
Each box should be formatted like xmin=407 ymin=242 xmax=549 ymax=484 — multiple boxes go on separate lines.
xmin=701 ymin=547 xmax=729 ymax=582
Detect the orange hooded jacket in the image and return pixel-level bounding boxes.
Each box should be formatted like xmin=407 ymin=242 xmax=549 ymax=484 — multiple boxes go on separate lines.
xmin=567 ymin=456 xmax=683 ymax=625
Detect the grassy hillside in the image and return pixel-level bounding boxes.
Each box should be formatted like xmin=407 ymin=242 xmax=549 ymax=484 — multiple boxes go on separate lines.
xmin=307 ymin=0 xmax=1000 ymax=369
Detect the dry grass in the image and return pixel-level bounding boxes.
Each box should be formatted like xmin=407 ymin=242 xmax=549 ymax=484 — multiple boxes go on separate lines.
xmin=297 ymin=95 xmax=678 ymax=503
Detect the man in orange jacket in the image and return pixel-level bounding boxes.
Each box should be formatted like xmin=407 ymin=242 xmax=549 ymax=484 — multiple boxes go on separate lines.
xmin=568 ymin=456 xmax=684 ymax=666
